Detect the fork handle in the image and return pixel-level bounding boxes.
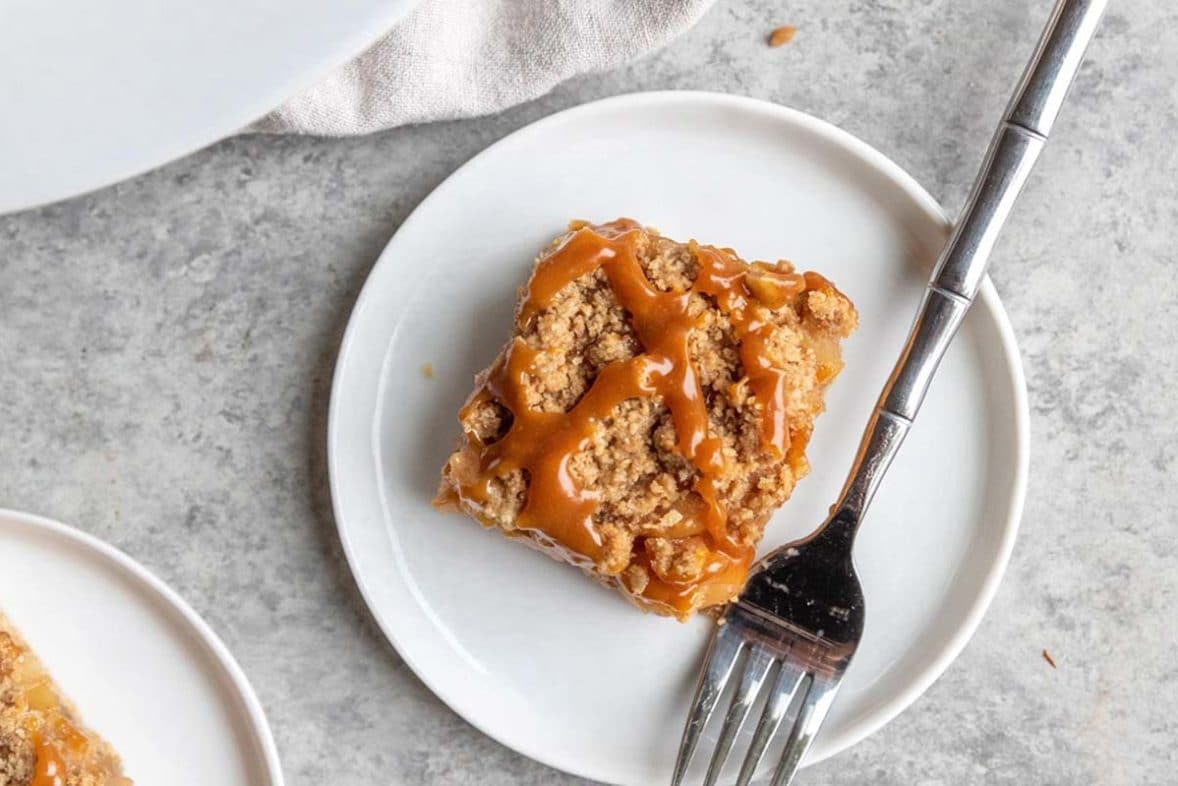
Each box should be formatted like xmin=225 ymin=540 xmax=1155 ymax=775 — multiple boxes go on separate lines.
xmin=834 ymin=0 xmax=1106 ymax=522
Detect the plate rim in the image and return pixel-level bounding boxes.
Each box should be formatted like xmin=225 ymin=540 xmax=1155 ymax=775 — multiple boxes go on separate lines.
xmin=0 ymin=507 xmax=287 ymax=786
xmin=327 ymin=90 xmax=1029 ymax=782
xmin=1 ymin=0 xmax=420 ymax=214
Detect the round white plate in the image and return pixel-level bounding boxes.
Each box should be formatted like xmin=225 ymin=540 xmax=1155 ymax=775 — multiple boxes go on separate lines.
xmin=0 ymin=509 xmax=284 ymax=786
xmin=0 ymin=0 xmax=416 ymax=213
xmin=328 ymin=91 xmax=1028 ymax=784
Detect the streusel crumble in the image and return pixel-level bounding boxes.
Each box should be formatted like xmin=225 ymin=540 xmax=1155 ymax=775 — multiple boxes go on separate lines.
xmin=435 ymin=219 xmax=857 ymax=619
xmin=0 ymin=611 xmax=130 ymax=786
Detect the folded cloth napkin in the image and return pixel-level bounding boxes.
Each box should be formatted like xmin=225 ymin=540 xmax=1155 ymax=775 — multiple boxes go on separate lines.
xmin=252 ymin=0 xmax=715 ymax=135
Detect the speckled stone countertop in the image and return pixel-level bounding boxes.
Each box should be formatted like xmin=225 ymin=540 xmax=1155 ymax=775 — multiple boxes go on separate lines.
xmin=1 ymin=0 xmax=1173 ymax=783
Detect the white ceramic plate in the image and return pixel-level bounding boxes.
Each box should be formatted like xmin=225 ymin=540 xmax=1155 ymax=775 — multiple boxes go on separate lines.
xmin=0 ymin=0 xmax=416 ymax=213
xmin=328 ymin=92 xmax=1028 ymax=784
xmin=0 ymin=509 xmax=284 ymax=786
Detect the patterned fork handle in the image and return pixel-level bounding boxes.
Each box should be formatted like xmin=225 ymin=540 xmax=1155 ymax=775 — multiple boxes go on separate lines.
xmin=838 ymin=0 xmax=1108 ymax=526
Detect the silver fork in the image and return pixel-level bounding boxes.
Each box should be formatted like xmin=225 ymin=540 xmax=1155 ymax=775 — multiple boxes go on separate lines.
xmin=671 ymin=1 xmax=1106 ymax=784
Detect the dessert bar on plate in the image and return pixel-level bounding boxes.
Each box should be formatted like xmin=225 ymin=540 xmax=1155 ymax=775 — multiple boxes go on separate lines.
xmin=435 ymin=219 xmax=857 ymax=619
xmin=0 ymin=611 xmax=130 ymax=786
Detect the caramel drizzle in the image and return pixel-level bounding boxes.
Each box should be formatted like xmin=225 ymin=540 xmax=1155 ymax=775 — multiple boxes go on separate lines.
xmin=456 ymin=220 xmax=812 ymax=607
xmin=31 ymin=738 xmax=66 ymax=786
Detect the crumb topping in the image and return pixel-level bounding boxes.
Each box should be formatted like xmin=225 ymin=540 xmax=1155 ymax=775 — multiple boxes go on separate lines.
xmin=0 ymin=613 xmax=130 ymax=786
xmin=436 ymin=219 xmax=857 ymax=618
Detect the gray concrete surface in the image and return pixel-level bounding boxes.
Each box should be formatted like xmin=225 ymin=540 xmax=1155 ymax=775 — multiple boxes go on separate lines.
xmin=1 ymin=0 xmax=1174 ymax=783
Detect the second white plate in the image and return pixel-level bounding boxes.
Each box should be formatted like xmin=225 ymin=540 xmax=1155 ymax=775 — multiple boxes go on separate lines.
xmin=328 ymin=92 xmax=1028 ymax=784
xmin=0 ymin=509 xmax=284 ymax=786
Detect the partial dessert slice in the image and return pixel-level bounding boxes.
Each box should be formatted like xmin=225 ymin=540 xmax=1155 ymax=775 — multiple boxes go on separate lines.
xmin=0 ymin=611 xmax=130 ymax=786
xmin=434 ymin=219 xmax=858 ymax=620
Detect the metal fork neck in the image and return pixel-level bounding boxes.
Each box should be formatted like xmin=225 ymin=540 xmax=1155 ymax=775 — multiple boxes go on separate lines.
xmin=827 ymin=124 xmax=1043 ymax=539
xmin=823 ymin=0 xmax=1105 ymax=539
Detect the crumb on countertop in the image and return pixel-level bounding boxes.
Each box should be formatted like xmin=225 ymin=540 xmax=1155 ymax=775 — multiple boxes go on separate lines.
xmin=768 ymin=25 xmax=797 ymax=47
xmin=1042 ymin=649 xmax=1057 ymax=669
xmin=421 ymin=363 xmax=434 ymax=379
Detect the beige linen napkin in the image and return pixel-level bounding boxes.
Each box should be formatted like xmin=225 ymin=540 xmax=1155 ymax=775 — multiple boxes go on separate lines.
xmin=253 ymin=0 xmax=715 ymax=134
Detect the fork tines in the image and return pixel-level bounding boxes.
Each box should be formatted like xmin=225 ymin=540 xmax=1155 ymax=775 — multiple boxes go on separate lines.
xmin=670 ymin=604 xmax=847 ymax=786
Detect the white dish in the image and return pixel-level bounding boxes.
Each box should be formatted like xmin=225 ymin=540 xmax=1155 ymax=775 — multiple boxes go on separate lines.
xmin=0 ymin=0 xmax=416 ymax=213
xmin=0 ymin=509 xmax=284 ymax=786
xmin=328 ymin=91 xmax=1028 ymax=784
